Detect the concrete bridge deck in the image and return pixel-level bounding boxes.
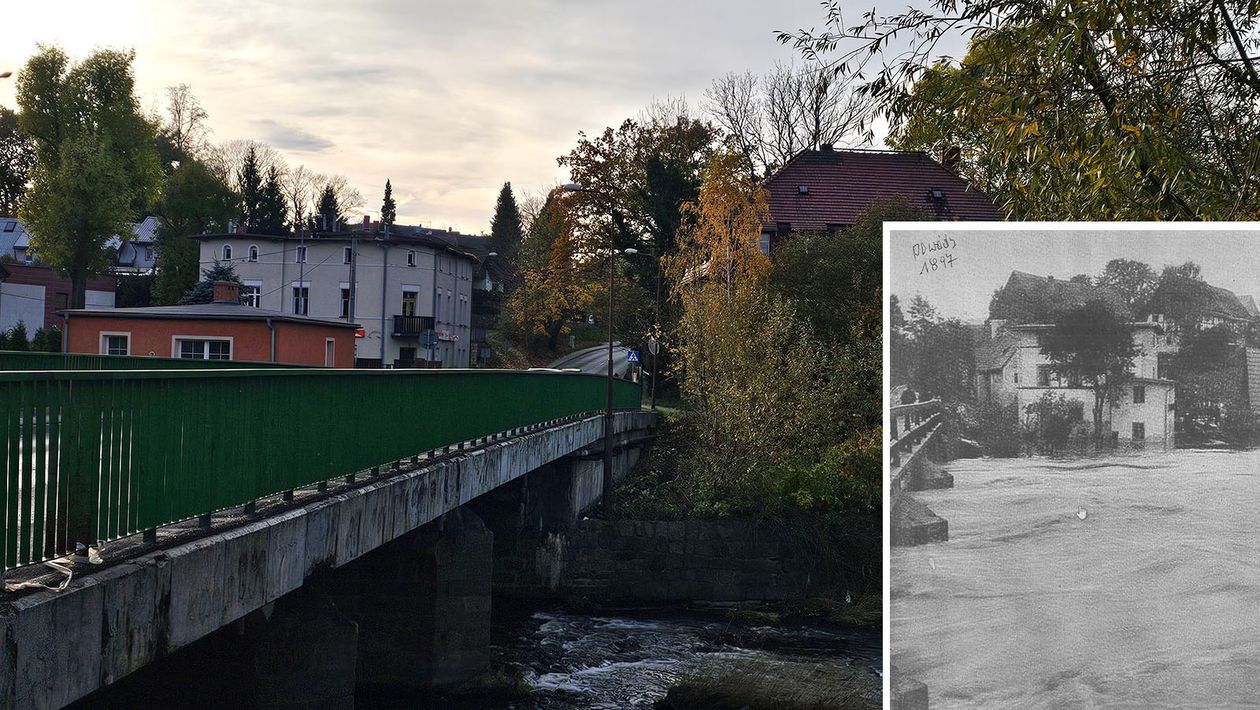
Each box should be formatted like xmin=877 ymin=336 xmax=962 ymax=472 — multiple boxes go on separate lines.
xmin=0 ymin=410 xmax=658 ymax=709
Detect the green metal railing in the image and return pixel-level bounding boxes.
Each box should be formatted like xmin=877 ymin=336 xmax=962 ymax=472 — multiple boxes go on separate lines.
xmin=0 ymin=350 xmax=301 ymax=371
xmin=1 ymin=368 xmax=641 ymax=571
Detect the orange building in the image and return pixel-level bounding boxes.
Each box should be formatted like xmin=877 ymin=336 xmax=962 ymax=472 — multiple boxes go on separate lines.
xmin=62 ymin=282 xmax=358 ymax=367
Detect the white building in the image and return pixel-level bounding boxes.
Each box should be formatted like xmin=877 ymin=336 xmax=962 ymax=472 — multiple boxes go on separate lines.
xmin=193 ymin=229 xmax=480 ymax=368
xmin=975 ymin=320 xmax=1177 ymax=448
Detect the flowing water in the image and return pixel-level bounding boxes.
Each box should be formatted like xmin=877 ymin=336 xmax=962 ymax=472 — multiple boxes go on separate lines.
xmin=892 ymin=450 xmax=1260 ymax=708
xmin=437 ymin=607 xmax=881 ymax=709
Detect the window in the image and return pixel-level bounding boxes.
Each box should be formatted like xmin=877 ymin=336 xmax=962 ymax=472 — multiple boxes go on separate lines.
xmin=177 ymin=338 xmax=231 ymax=360
xmin=248 ymin=245 xmax=259 ymax=262
xmin=296 ymin=246 xmax=307 ymax=263
xmin=1014 ymin=372 xmax=1021 ymax=384
xmin=241 ymin=284 xmax=262 ymax=308
xmin=758 ymin=232 xmax=771 ymax=255
xmin=324 ymin=339 xmax=336 ymax=368
xmin=222 ymin=244 xmax=232 ymax=260
xmin=292 ymin=286 xmax=309 ymax=315
xmin=340 ymin=288 xmax=351 ymax=319
xmin=1133 ymin=385 xmax=1146 ymax=404
xmin=407 ymin=250 xmax=416 ymax=267
xmin=1132 ymin=422 xmax=1146 ymax=440
xmin=144 ymin=245 xmax=154 ymax=261
xmin=101 ymin=334 xmax=129 ymax=356
xmin=2 ymin=221 xmax=15 ymax=232
xmin=343 ymin=246 xmax=353 ymax=264
xmin=402 ymin=289 xmax=418 ymax=317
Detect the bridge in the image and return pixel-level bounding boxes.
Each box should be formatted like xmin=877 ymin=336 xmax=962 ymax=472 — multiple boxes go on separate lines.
xmin=888 ymin=399 xmax=952 ymax=547
xmin=0 ymin=352 xmax=658 ymax=708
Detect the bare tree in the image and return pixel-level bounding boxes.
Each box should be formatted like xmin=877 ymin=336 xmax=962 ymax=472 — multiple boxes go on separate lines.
xmin=704 ymin=62 xmax=871 ymax=178
xmin=281 ymin=164 xmax=321 ymax=233
xmin=209 ymin=139 xmax=288 ymax=191
xmin=705 ymin=71 xmax=766 ymax=179
xmin=163 ymin=84 xmax=210 ymax=158
xmin=324 ymin=174 xmax=364 ymax=215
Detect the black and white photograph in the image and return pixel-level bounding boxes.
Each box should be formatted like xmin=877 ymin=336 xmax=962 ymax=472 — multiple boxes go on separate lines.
xmin=888 ymin=223 xmax=1260 ymax=708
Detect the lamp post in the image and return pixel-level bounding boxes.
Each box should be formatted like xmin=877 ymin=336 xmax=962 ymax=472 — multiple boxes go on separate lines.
xmin=561 ymin=182 xmax=642 ymax=512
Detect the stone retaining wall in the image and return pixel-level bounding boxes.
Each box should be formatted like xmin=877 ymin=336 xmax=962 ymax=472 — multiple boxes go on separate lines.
xmin=497 ymin=518 xmax=833 ymax=603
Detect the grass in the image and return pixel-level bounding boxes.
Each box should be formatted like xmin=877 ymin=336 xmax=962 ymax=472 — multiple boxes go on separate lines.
xmin=655 ymin=657 xmax=880 ymax=709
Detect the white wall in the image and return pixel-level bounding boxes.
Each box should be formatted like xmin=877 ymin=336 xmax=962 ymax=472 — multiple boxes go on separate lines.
xmin=0 ymin=283 xmax=45 ymax=331
xmin=201 ymin=237 xmax=474 ymax=367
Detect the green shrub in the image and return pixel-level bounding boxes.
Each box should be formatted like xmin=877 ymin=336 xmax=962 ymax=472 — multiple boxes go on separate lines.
xmin=775 ymin=429 xmax=881 ymax=515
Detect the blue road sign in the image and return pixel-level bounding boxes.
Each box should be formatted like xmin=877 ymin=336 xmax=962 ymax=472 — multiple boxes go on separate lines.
xmin=627 ymin=350 xmax=640 ymax=364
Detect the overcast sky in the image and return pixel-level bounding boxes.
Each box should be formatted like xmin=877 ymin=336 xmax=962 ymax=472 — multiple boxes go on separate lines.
xmin=0 ymin=1 xmax=908 ymax=233
xmin=890 ymin=226 xmax=1260 ymax=323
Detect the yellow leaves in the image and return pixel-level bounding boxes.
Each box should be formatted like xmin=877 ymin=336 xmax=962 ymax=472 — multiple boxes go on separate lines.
xmin=1120 ymin=124 xmax=1142 ymax=138
xmin=671 ymin=152 xmax=772 ymax=296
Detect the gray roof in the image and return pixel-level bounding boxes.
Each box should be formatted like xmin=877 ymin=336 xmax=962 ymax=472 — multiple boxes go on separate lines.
xmin=62 ymin=302 xmax=359 ymax=329
xmin=191 ymin=227 xmax=483 ymax=262
xmin=3 ymin=215 xmax=157 ymax=260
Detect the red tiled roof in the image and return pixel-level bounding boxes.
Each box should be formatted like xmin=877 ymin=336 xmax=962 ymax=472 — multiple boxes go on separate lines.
xmin=762 ymin=148 xmax=1006 ymax=229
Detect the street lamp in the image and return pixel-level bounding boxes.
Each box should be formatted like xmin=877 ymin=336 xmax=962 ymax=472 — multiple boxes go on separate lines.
xmin=560 ymin=181 xmax=643 ymax=512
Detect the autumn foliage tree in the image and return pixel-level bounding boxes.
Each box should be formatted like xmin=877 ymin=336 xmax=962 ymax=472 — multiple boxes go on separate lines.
xmin=781 ymin=1 xmax=1260 ymax=219
xmin=501 ymin=195 xmax=595 ymax=354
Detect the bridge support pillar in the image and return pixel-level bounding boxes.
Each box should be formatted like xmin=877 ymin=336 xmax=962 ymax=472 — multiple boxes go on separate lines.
xmin=329 ymin=507 xmax=494 ymax=696
xmin=250 ymin=589 xmax=359 ymax=709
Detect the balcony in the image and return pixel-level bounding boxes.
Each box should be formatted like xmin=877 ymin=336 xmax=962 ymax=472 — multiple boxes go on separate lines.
xmin=392 ymin=314 xmax=435 ymax=338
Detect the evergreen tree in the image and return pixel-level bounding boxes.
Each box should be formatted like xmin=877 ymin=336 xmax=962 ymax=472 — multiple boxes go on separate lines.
xmin=381 ymin=179 xmax=396 ymax=226
xmin=489 ymin=182 xmax=524 ymax=287
xmin=315 ymin=184 xmax=341 ymax=233
xmin=3 ymin=322 xmax=31 ymax=351
xmin=258 ymin=165 xmax=288 ymax=235
xmin=179 ymin=261 xmax=245 ymax=304
xmin=238 ymin=146 xmax=264 ymax=231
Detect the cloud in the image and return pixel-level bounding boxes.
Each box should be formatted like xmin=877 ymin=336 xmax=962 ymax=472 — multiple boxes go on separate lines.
xmin=251 ymin=119 xmax=335 ymax=153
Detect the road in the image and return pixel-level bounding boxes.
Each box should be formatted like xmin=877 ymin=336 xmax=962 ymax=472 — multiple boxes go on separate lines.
xmin=547 ymin=343 xmax=636 ymax=378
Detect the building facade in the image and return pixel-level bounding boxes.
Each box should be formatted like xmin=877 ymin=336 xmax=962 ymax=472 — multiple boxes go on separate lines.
xmin=63 ymin=282 xmax=357 ymax=367
xmin=0 ymin=262 xmax=115 ymax=333
xmin=194 ymin=229 xmax=479 ymax=368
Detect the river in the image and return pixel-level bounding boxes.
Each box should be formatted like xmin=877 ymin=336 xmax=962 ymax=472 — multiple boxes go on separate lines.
xmin=425 ymin=606 xmax=882 ymax=709
xmin=892 ymin=449 xmax=1260 ymax=708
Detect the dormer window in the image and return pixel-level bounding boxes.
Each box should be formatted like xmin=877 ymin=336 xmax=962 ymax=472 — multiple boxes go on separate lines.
xmin=248 ymin=245 xmax=259 ymax=262
xmin=222 ymin=244 xmax=232 ymax=260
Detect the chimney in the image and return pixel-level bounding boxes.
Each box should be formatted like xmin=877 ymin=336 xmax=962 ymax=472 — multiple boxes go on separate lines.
xmin=363 ymin=215 xmax=370 ymax=227
xmin=212 ymin=280 xmax=240 ymax=304
xmin=227 ymin=219 xmax=238 ymax=234
xmin=820 ymin=142 xmax=834 ymax=152
xmin=989 ymin=319 xmax=1007 ymax=339
xmin=942 ymin=145 xmax=961 ymax=172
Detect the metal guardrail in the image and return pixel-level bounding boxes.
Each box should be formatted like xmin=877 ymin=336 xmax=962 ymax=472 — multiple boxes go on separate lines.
xmin=890 ymin=399 xmax=943 ymax=486
xmin=0 ymin=350 xmax=302 ymax=371
xmin=0 ymin=368 xmax=641 ymax=571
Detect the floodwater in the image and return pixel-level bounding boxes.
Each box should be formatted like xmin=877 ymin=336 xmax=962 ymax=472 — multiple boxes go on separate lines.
xmin=436 ymin=608 xmax=882 ymax=709
xmin=892 ymin=450 xmax=1260 ymax=708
